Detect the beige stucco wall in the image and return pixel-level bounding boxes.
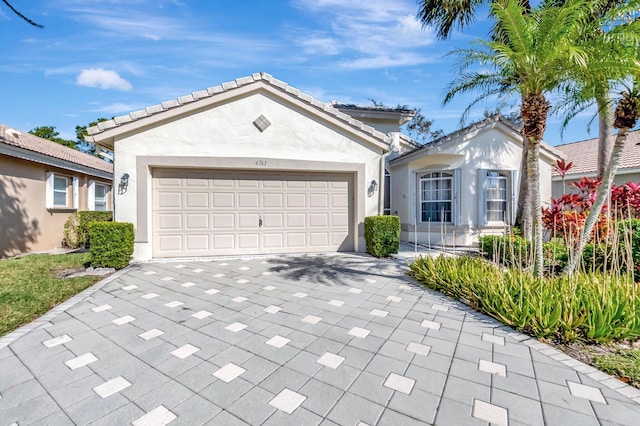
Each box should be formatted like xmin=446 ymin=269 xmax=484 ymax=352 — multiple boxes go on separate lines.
xmin=0 ymin=156 xmax=112 ymax=257
xmin=113 ymin=90 xmax=386 ymax=260
xmin=552 ymin=171 xmax=640 ymax=198
xmin=389 ymin=126 xmax=554 ymax=246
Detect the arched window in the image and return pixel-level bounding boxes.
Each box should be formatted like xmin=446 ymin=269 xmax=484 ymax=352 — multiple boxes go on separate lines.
xmin=419 ymin=171 xmax=453 ymax=223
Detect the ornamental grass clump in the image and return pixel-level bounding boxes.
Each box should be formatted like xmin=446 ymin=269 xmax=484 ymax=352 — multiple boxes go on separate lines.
xmin=409 ymin=255 xmax=640 ymax=343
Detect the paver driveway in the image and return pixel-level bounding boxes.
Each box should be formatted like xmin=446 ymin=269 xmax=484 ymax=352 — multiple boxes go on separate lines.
xmin=1 ymin=253 xmax=640 ymax=425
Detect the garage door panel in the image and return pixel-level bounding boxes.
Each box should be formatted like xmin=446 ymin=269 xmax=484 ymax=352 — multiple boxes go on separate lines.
xmin=212 ymin=193 xmax=234 ymax=208
xmin=263 ymin=233 xmax=284 ymax=248
xmin=213 ymin=234 xmax=234 ymax=249
xmin=287 ymin=233 xmax=306 ymax=247
xmin=213 ymin=213 xmax=234 ymax=229
xmin=309 ymin=213 xmax=329 ymax=227
xmin=238 ymin=213 xmax=260 ymax=229
xmin=286 ymin=213 xmax=306 ymax=228
xmin=309 ymin=232 xmax=329 ymax=247
xmin=157 ymin=214 xmax=182 ymax=230
xmin=331 ymin=213 xmax=349 ymax=227
xmin=158 ymin=235 xmax=182 ymax=251
xmin=238 ymin=193 xmax=259 ymax=208
xmin=153 ymin=169 xmax=354 ymax=257
xmin=186 ymin=234 xmax=209 ymax=250
xmin=263 ymin=213 xmax=283 ymax=228
xmin=263 ymin=193 xmax=283 ymax=208
xmin=185 ymin=214 xmax=209 ymax=230
xmin=157 ymin=192 xmax=182 ymax=208
xmin=238 ymin=234 xmax=260 ymax=249
xmin=185 ymin=192 xmax=209 ymax=208
xmin=309 ymin=194 xmax=329 ymax=208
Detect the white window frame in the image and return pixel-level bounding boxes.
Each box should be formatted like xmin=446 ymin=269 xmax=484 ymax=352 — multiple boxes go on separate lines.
xmin=418 ymin=171 xmax=455 ymax=224
xmin=46 ymin=172 xmax=78 ymax=209
xmin=88 ymin=180 xmax=110 ymax=211
xmin=477 ymin=169 xmax=517 ymax=226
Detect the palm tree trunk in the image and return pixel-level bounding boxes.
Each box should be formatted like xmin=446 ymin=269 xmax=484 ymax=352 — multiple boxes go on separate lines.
xmin=527 ymin=140 xmax=544 ymax=276
xmin=564 ymin=127 xmax=630 ymax=274
xmin=596 ymin=96 xmax=614 ymax=179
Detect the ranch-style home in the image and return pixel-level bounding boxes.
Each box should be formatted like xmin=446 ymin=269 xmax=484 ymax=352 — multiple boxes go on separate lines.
xmin=0 ymin=124 xmax=113 ymax=257
xmin=85 ymin=72 xmax=561 ymax=261
xmin=552 ymin=129 xmax=640 ymax=197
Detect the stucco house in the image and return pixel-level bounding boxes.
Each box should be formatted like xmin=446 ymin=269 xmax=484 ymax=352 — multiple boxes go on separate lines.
xmin=85 ymin=73 xmax=561 ymax=260
xmin=552 ymin=129 xmax=640 ymax=197
xmin=388 ymin=116 xmax=562 ymax=246
xmin=0 ymin=124 xmax=113 ymax=257
xmin=85 ymin=73 xmax=415 ymax=261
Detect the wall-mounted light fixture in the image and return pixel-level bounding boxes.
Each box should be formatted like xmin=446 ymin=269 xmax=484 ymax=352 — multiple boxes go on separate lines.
xmin=118 ymin=173 xmax=130 ymax=195
xmin=368 ymin=179 xmax=378 ymax=197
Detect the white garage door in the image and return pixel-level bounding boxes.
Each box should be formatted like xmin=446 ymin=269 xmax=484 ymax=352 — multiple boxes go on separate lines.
xmin=152 ymin=169 xmax=354 ymax=257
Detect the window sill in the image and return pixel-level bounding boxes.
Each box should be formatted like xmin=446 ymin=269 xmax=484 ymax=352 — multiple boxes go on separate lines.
xmin=47 ymin=208 xmax=77 ymax=213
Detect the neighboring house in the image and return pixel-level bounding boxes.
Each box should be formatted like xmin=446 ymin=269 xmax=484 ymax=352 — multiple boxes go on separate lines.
xmin=552 ymin=129 xmax=640 ymax=197
xmin=85 ymin=73 xmax=413 ymax=261
xmin=388 ymin=116 xmax=563 ymax=246
xmin=0 ymin=125 xmax=113 ymax=257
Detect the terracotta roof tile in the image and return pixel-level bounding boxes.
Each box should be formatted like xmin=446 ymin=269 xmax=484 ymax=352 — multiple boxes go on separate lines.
xmin=0 ymin=124 xmax=113 ymax=174
xmin=86 ymin=72 xmax=390 ymax=144
xmin=553 ymin=130 xmax=640 ymax=176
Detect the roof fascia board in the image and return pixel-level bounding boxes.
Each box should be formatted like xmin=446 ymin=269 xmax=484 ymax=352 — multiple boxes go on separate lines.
xmin=87 ymin=81 xmax=390 ymax=152
xmin=552 ymin=167 xmax=640 ymax=181
xmin=0 ymin=143 xmax=113 ymax=179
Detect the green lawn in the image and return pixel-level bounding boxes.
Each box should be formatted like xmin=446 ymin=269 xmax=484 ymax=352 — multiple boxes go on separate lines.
xmin=593 ymin=350 xmax=640 ymax=388
xmin=0 ymin=253 xmax=105 ymax=336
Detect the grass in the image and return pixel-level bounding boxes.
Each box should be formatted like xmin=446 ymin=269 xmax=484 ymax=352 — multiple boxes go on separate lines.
xmin=593 ymin=349 xmax=640 ymax=387
xmin=0 ymin=253 xmax=105 ymax=336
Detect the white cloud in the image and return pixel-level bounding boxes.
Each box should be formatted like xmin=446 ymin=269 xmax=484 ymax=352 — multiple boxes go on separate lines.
xmin=91 ymin=102 xmax=140 ymax=114
xmin=291 ymin=0 xmax=436 ymax=69
xmin=76 ymin=68 xmax=132 ymax=91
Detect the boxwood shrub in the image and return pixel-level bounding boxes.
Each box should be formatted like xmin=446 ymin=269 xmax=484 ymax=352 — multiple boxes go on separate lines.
xmin=364 ymin=215 xmax=400 ymax=258
xmin=89 ymin=222 xmax=134 ymax=269
xmin=63 ymin=211 xmax=113 ymax=248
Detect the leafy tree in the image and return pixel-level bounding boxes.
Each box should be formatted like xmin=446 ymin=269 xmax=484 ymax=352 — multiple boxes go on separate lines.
xmin=29 ymin=126 xmax=76 ymax=149
xmin=75 ymin=118 xmax=109 ymax=156
xmin=444 ymin=0 xmax=596 ymax=276
xmin=2 ymin=0 xmax=43 ymax=28
xmin=369 ymin=99 xmax=443 ymax=144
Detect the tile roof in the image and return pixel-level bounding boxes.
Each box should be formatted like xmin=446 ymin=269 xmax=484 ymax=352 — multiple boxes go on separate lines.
xmin=390 ymin=115 xmax=563 ymax=164
xmin=329 ymin=101 xmax=415 ymax=115
xmin=553 ymin=129 xmax=640 ymax=176
xmin=87 ymin=72 xmax=389 ymax=144
xmin=0 ymin=124 xmax=113 ymax=175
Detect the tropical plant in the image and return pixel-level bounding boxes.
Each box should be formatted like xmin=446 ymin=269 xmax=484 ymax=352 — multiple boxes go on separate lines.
xmin=444 ymin=0 xmax=596 ymax=276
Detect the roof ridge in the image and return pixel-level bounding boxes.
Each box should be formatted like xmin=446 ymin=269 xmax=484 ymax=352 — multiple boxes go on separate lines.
xmin=87 ymin=72 xmax=389 ymax=143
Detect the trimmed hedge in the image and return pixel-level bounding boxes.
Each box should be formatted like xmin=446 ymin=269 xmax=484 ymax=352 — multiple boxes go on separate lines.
xmin=364 ymin=215 xmax=400 ymax=257
xmin=89 ymin=222 xmax=134 ymax=269
xmin=63 ymin=211 xmax=113 ymax=248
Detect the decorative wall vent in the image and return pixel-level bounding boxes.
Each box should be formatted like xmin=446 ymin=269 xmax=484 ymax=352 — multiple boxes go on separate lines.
xmin=253 ymin=114 xmax=271 ymax=132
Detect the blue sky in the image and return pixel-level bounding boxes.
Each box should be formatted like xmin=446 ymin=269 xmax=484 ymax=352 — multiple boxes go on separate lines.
xmin=1 ymin=0 xmax=599 ymax=145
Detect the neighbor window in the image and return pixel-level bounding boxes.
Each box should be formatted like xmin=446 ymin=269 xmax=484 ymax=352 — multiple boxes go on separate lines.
xmin=53 ymin=176 xmax=69 ymax=207
xmin=46 ymin=172 xmax=78 ymax=209
xmin=94 ymin=183 xmax=108 ymax=211
xmin=419 ymin=171 xmax=453 ymax=223
xmin=88 ymin=180 xmax=111 ymax=211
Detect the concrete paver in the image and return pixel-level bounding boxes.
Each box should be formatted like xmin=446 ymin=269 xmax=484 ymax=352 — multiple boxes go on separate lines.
xmin=1 ymin=252 xmax=640 ymax=425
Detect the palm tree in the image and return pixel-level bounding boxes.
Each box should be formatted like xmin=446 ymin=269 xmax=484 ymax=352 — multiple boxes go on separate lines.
xmin=445 ymin=0 xmax=596 ymax=276
xmin=417 ymin=0 xmax=627 ymax=232
xmin=562 ymin=4 xmax=640 ymax=274
xmin=2 ymin=0 xmax=43 ymax=28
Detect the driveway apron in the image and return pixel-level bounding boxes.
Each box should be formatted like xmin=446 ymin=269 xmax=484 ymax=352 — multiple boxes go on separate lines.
xmin=1 ymin=253 xmax=639 ymax=425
